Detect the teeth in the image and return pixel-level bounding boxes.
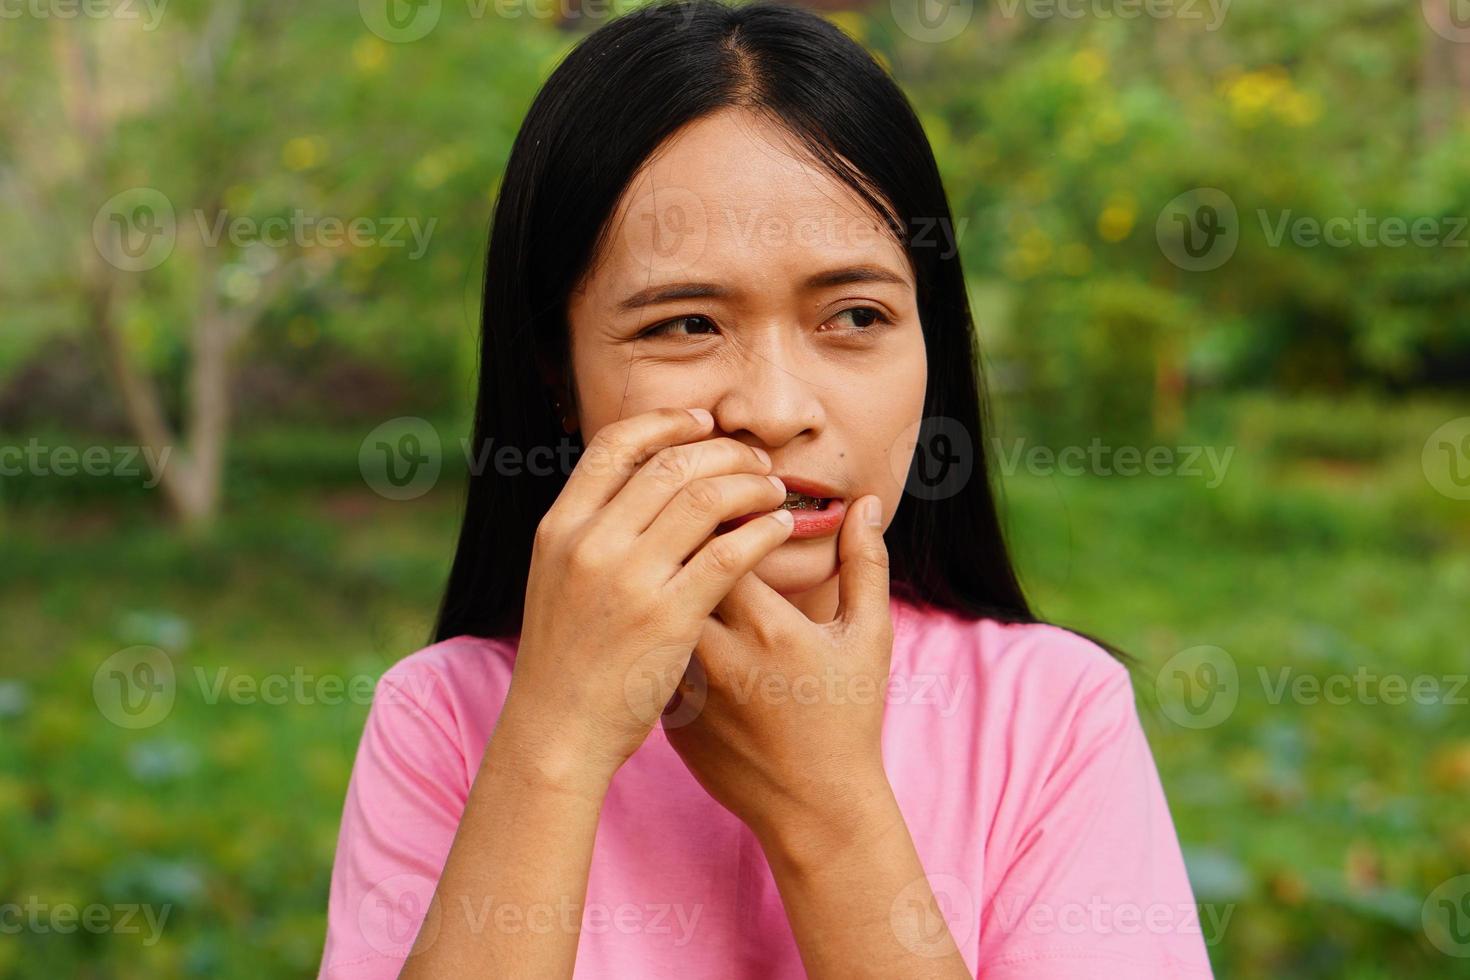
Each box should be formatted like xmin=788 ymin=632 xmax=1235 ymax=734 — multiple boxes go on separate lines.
xmin=780 ymin=492 xmax=827 ymax=510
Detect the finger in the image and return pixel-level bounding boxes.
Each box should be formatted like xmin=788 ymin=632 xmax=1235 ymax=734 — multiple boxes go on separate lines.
xmin=667 ymin=509 xmax=794 ymax=617
xmin=688 ymin=614 xmax=736 ymax=693
xmin=555 ymin=407 xmax=714 ymax=524
xmin=635 ymin=472 xmax=788 ymax=570
xmin=598 ymin=437 xmax=773 ymax=537
xmin=714 ymin=567 xmax=807 ymax=638
xmin=834 ymin=494 xmax=891 ymax=635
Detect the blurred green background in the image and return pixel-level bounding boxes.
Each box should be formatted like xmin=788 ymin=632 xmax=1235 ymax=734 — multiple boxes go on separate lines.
xmin=2 ymin=0 xmax=1469 ymax=976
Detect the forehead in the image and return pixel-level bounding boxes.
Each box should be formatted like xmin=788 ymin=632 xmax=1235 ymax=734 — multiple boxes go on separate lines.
xmin=581 ymin=110 xmax=912 ymax=299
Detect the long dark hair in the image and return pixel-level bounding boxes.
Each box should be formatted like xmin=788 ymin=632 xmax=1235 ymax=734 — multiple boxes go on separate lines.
xmin=432 ymin=0 xmax=1123 ymax=665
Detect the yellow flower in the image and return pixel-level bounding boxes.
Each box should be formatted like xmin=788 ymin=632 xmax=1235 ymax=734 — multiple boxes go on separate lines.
xmin=1278 ymin=91 xmax=1321 ymax=128
xmin=353 ymin=36 xmax=387 ymax=74
xmin=1222 ymin=66 xmax=1304 ymax=128
xmin=823 ymin=10 xmax=866 ymax=42
xmin=282 ymin=136 xmax=327 ymax=172
xmin=1092 ymin=106 xmax=1125 ymax=145
xmin=1070 ymin=49 xmax=1107 ymax=85
xmin=1097 ymin=194 xmax=1137 ymax=242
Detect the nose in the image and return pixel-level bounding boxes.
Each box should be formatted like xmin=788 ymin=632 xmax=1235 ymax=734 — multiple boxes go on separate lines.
xmin=707 ymin=330 xmax=825 ymax=449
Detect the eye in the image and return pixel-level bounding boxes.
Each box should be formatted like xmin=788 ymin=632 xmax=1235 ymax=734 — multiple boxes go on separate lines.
xmin=822 ymin=306 xmax=894 ymax=334
xmin=637 ymin=315 xmax=718 ymax=340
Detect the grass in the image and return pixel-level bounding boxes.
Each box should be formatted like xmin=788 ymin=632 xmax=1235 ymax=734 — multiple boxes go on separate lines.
xmin=1 ymin=394 xmax=1468 ymax=978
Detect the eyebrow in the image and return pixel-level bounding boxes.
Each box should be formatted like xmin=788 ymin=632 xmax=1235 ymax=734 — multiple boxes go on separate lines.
xmin=615 ymin=264 xmax=912 ymax=312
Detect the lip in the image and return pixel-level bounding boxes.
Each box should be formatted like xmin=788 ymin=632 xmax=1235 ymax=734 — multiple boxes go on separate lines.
xmin=715 ymin=473 xmax=848 ymax=540
xmin=772 ymin=474 xmax=841 ymax=500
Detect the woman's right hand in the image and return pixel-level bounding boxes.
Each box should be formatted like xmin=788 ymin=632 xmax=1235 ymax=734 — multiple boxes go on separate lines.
xmin=494 ymin=406 xmax=794 ymax=788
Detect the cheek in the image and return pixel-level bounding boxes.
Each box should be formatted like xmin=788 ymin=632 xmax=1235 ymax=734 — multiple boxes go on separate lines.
xmin=571 ymin=345 xmax=715 ymax=435
xmin=844 ymin=351 xmax=928 ymax=497
xmin=887 ymin=349 xmax=930 ymax=501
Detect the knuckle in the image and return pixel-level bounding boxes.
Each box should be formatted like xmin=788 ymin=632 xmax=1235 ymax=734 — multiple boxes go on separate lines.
xmin=733 ymin=439 xmax=770 ymax=470
xmin=682 ymin=477 xmax=724 ymax=515
xmin=587 ymin=424 xmax=637 ymax=472
xmin=748 ymin=617 xmax=786 ymax=650
xmin=648 ymin=447 xmax=693 ymax=489
xmin=533 ymin=511 xmax=562 ymax=550
xmin=708 ymin=438 xmax=762 ymax=470
xmin=565 ymin=538 xmax=604 ymax=576
xmin=703 ymin=539 xmax=743 ymax=577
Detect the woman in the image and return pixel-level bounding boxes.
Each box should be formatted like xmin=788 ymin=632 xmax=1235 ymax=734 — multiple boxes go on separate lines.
xmin=319 ymin=1 xmax=1214 ymax=976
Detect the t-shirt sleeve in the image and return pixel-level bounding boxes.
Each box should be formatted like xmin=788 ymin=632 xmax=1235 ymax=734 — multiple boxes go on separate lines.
xmin=977 ymin=654 xmax=1216 ymax=979
xmin=318 ymin=664 xmax=469 ymax=979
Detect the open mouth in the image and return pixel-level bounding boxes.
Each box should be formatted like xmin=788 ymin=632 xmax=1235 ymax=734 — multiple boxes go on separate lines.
xmin=777 ymin=492 xmax=836 ymax=511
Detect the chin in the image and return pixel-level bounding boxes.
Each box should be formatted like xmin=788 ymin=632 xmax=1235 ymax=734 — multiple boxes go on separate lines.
xmin=751 ymin=538 xmax=839 ymax=595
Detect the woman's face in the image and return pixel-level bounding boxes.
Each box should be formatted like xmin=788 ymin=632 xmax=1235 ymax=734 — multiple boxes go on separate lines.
xmin=564 ymin=108 xmax=928 ymax=623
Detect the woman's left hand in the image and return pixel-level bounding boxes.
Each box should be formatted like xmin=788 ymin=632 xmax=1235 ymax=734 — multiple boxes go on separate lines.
xmin=662 ymin=494 xmax=897 ymax=852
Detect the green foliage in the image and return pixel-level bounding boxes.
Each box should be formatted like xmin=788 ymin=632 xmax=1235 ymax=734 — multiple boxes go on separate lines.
xmin=2 ymin=2 xmax=1469 ymax=976
xmin=3 ymin=395 xmax=1469 ymax=976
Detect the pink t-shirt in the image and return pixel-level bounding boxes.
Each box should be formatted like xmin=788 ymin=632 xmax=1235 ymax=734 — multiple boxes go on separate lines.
xmin=319 ymin=595 xmax=1216 ymax=978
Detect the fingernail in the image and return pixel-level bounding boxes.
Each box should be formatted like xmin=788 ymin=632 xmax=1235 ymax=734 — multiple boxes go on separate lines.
xmin=752 ymin=446 xmax=772 ymax=468
xmin=767 ymin=474 xmax=785 ymax=492
xmin=687 ymin=408 xmax=713 ymax=426
xmin=770 ymin=508 xmax=794 ymax=527
xmin=865 ymin=497 xmax=883 ymax=527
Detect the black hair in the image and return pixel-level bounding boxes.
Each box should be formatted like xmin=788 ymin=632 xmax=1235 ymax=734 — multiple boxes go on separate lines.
xmin=431 ymin=0 xmax=1127 ymax=666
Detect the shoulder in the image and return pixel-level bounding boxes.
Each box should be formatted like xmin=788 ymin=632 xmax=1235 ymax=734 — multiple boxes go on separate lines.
xmin=376 ymin=631 xmax=518 ymax=697
xmin=364 ymin=633 xmax=520 ymax=768
xmin=891 ymin=600 xmax=1141 ymax=779
xmin=895 ymin=599 xmax=1132 ymax=709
